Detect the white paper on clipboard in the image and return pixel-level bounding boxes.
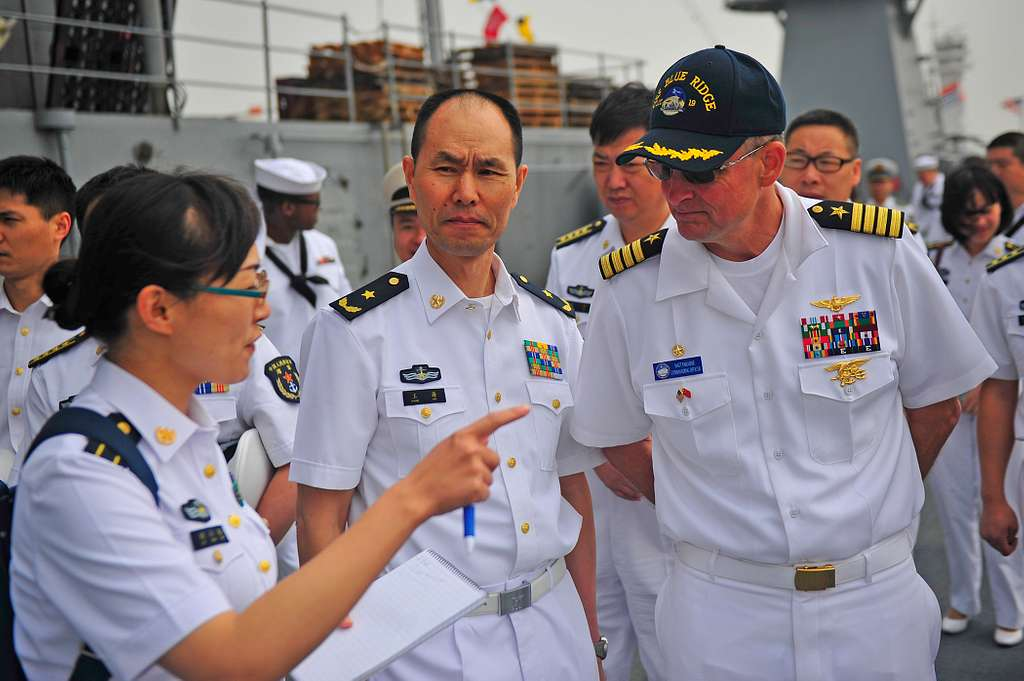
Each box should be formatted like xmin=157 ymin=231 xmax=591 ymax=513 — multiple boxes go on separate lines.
xmin=290 ymin=549 xmax=486 ymax=681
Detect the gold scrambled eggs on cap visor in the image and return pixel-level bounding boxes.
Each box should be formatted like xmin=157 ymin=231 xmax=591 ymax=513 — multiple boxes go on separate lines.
xmin=615 ymin=128 xmax=746 ymax=172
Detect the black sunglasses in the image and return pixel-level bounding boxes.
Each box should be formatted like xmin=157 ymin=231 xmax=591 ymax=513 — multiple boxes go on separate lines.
xmin=644 ymin=142 xmax=768 ymax=185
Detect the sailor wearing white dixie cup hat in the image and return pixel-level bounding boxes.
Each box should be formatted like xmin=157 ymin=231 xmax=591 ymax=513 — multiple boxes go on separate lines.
xmin=910 ymin=154 xmax=946 ymax=244
xmin=571 ymin=45 xmax=996 ymax=680
xmin=255 ymin=158 xmax=351 ymax=360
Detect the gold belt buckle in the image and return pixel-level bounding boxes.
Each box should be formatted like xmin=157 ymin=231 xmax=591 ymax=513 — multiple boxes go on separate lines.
xmin=794 ymin=564 xmax=836 ymax=591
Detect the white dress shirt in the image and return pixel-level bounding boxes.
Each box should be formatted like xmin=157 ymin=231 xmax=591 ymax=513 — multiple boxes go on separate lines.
xmin=11 ymin=360 xmax=277 ymax=680
xmin=264 ymin=229 xmax=351 ymax=360
xmin=0 ymin=282 xmax=81 ymax=480
xmin=571 ymin=183 xmax=995 ymax=565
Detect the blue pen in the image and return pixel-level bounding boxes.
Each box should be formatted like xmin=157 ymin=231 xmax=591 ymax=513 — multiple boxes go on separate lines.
xmin=464 ymin=504 xmax=476 ymax=552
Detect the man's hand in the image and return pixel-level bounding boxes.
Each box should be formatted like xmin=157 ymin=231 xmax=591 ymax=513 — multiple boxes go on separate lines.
xmin=981 ymin=498 xmax=1020 ymax=556
xmin=593 ymin=461 xmax=642 ymax=501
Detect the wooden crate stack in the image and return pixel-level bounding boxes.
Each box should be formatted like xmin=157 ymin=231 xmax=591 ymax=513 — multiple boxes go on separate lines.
xmin=452 ymin=44 xmax=562 ymax=127
xmin=565 ymin=76 xmax=612 ymax=128
xmin=278 ymin=40 xmax=431 ymax=123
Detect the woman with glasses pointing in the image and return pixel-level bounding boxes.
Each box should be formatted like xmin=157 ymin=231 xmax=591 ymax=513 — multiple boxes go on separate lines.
xmin=9 ymin=171 xmax=524 ymax=680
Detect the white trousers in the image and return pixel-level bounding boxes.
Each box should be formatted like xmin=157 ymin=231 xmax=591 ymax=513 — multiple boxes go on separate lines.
xmin=372 ymin=567 xmax=598 ymax=681
xmin=587 ymin=469 xmax=670 ymax=681
xmin=656 ymin=555 xmax=940 ymax=681
xmin=926 ymin=414 xmax=1024 ymax=628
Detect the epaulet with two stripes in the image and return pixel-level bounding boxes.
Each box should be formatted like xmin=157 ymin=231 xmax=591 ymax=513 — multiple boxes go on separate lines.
xmin=599 ymin=229 xmax=667 ymax=280
xmin=28 ymin=330 xmax=90 ymax=369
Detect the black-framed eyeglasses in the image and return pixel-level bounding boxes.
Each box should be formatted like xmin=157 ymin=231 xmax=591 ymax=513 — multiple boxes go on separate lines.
xmin=783 ymin=152 xmax=857 ymax=174
xmin=960 ymin=203 xmax=996 ymax=223
xmin=287 ymin=196 xmax=321 ymax=207
xmin=644 ymin=142 xmax=769 ymax=185
xmin=197 ymin=270 xmax=269 ymax=299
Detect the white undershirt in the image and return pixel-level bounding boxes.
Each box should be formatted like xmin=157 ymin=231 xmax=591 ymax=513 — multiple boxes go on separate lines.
xmin=709 ymin=226 xmax=783 ymax=315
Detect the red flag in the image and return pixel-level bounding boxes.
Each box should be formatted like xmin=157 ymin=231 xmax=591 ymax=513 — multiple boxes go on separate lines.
xmin=1003 ymin=97 xmax=1023 ymax=114
xmin=484 ymin=5 xmax=508 ymax=43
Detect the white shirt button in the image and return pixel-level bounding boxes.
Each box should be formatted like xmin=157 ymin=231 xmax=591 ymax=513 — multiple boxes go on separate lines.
xmin=754 ymin=332 xmax=763 ymax=341
xmin=789 ymin=508 xmax=800 ymax=518
xmin=762 ymin=391 xmax=773 ymax=401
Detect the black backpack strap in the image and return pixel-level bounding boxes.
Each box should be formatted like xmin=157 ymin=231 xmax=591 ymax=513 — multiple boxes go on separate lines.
xmin=24 ymin=407 xmax=158 ymax=505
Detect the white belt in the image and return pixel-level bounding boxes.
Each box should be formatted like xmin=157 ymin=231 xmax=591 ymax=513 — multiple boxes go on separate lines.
xmin=674 ymin=529 xmax=913 ymax=592
xmin=467 ymin=557 xmax=567 ymax=616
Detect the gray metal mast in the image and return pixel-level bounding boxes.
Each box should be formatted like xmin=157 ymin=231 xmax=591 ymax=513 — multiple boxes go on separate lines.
xmin=725 ymin=0 xmax=940 ymax=188
xmin=419 ymin=0 xmax=444 ymax=68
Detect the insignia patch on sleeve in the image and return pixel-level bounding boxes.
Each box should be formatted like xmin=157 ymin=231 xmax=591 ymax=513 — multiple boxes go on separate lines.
xmin=264 ymin=355 xmax=301 ymax=403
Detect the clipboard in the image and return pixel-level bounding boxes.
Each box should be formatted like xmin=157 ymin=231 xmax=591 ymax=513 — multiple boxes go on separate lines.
xmin=290 ymin=549 xmax=486 ymax=681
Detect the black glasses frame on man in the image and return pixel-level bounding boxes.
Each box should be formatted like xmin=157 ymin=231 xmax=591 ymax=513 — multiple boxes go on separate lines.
xmin=644 ymin=142 xmax=769 ymax=185
xmin=783 ymin=152 xmax=857 ymax=174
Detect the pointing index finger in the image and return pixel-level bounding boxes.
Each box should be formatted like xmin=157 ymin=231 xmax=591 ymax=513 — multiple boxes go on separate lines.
xmin=464 ymin=405 xmax=530 ymax=440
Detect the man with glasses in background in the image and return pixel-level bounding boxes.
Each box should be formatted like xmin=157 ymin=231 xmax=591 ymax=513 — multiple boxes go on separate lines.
xmin=778 ymin=109 xmax=862 ymax=203
xmin=256 ymin=158 xmax=351 ymax=360
xmin=571 ymin=45 xmax=994 ymax=679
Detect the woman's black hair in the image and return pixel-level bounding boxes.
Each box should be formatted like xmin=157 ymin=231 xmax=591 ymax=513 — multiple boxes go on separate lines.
xmin=940 ymin=164 xmax=1014 ymax=244
xmin=44 ymin=171 xmax=260 ymax=342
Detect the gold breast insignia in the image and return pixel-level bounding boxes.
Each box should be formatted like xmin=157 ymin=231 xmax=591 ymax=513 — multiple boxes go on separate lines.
xmin=824 ymin=358 xmax=870 ymax=387
xmin=810 ymin=294 xmax=862 ymax=313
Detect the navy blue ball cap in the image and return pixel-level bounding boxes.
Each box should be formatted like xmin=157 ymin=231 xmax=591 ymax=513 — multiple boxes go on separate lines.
xmin=617 ymin=45 xmax=786 ymax=172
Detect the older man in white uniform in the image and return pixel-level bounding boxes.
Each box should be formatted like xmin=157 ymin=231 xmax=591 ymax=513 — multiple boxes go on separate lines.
xmin=256 ymin=158 xmax=350 ymax=360
xmin=0 ymin=156 xmax=78 ymax=482
xmin=545 ymin=83 xmax=671 ymax=681
xmin=571 ymin=46 xmax=995 ymax=680
xmin=292 ymin=89 xmax=605 ymax=680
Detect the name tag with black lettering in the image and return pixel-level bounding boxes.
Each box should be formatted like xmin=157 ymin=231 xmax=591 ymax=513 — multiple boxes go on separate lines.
xmin=402 ymin=388 xmax=446 ymax=406
xmin=191 ymin=525 xmax=228 ymax=551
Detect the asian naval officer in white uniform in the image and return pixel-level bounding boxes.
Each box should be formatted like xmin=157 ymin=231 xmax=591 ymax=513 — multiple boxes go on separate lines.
xmin=925 ymin=164 xmax=1024 ymax=645
xmin=255 ymin=158 xmax=351 ymax=360
xmin=9 ymin=164 xmax=302 ymax=576
xmin=544 ymin=84 xmax=671 ymax=681
xmin=292 ymin=89 xmax=606 ymax=681
xmin=382 ymin=161 xmax=426 ymax=263
xmin=571 ymin=46 xmax=996 ymax=680
xmin=0 ymin=156 xmax=78 ymax=482
xmin=11 ymin=170 xmax=518 ymax=680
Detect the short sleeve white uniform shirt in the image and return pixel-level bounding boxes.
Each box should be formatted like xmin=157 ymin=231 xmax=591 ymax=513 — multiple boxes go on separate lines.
xmin=11 ymin=360 xmax=277 ymax=680
xmin=291 ymin=245 xmax=602 ymax=586
xmin=572 ymin=184 xmax=995 ymax=565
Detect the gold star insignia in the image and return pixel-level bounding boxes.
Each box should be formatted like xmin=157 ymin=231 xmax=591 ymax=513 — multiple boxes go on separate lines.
xmin=644 ymin=233 xmax=662 ymax=245
xmin=361 ymin=289 xmax=375 ymax=300
xmin=810 ymin=294 xmax=861 ymax=313
xmin=543 ymin=289 xmax=554 ymax=298
xmin=830 ymin=205 xmax=849 ymax=219
xmin=672 ymin=344 xmax=686 ymax=357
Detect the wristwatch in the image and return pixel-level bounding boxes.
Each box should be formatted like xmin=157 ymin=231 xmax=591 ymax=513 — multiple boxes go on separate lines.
xmin=594 ymin=635 xmax=609 ymax=660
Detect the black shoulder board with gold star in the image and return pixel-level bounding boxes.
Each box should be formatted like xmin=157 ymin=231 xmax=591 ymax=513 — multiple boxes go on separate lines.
xmin=987 ymin=247 xmax=1024 ymax=273
xmin=329 ymin=272 xmax=409 ymax=321
xmin=808 ymin=200 xmax=904 ymax=238
xmin=28 ymin=330 xmax=90 ymax=369
xmin=511 ymin=273 xmax=575 ymax=319
xmin=599 ymin=228 xmax=667 ymax=280
xmin=555 ymin=218 xmax=606 ymax=250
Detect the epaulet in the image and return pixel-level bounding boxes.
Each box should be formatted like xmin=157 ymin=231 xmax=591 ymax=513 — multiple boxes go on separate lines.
xmin=511 ymin=272 xmax=575 ymax=319
xmin=927 ymin=239 xmax=953 ymax=251
xmin=555 ymin=218 xmax=606 ymax=249
xmin=599 ymin=229 xmax=667 ymax=280
xmin=329 ymin=271 xmax=409 ymax=321
xmin=28 ymin=330 xmax=90 ymax=369
xmin=987 ymin=247 xmax=1024 ymax=273
xmin=807 ymin=200 xmax=904 ymax=238
xmin=906 ymin=220 xmax=919 ymax=235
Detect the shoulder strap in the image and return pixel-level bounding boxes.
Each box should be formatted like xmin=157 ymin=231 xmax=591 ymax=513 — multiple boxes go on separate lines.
xmin=24 ymin=408 xmax=158 ymax=505
xmin=1006 ymin=212 xmax=1024 ymax=239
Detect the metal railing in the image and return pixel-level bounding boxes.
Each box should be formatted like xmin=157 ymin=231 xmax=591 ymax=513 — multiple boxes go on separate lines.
xmin=0 ymin=0 xmax=644 ymax=128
